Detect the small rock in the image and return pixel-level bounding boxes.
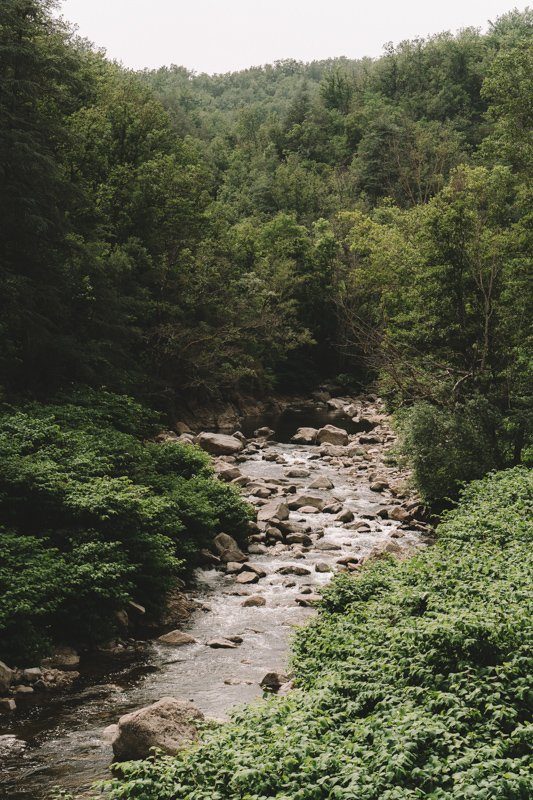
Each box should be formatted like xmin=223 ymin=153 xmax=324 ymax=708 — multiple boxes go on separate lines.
xmin=206 ymin=639 xmax=239 ymax=649
xmin=0 ymin=698 xmax=16 ymax=713
xmin=315 ymin=562 xmax=331 ymax=573
xmin=291 ymin=427 xmax=318 ymax=445
xmin=235 ymin=571 xmax=259 ymax=584
xmin=277 ymin=565 xmax=311 ymax=576
xmin=336 ymin=508 xmax=354 ymax=523
xmin=158 ymin=631 xmax=197 ymax=646
xmin=289 ymin=495 xmax=325 ymax=511
xmin=370 ymin=481 xmax=389 ymax=492
xmin=0 ymin=661 xmax=13 ymax=693
xmin=241 ymin=595 xmax=266 ymax=607
xmin=286 ymin=468 xmax=310 ymax=478
xmin=308 ymin=476 xmax=334 ymax=489
xmin=260 ymin=672 xmax=289 ymax=692
xmin=295 ymin=594 xmax=321 ymax=606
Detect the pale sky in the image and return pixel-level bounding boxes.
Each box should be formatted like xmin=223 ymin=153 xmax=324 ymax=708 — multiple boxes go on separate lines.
xmin=57 ymin=0 xmax=527 ymax=74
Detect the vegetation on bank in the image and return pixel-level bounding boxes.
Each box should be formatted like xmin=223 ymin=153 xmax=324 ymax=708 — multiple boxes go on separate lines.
xmin=97 ymin=467 xmax=533 ymax=800
xmin=0 ymin=390 xmax=250 ymax=664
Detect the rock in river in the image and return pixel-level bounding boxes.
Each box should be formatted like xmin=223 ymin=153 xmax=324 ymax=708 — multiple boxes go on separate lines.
xmin=158 ymin=630 xmax=197 ymax=646
xmin=196 ymin=432 xmax=244 ymax=456
xmin=316 ymin=425 xmax=349 ymax=446
xmin=112 ymin=697 xmax=204 ymax=761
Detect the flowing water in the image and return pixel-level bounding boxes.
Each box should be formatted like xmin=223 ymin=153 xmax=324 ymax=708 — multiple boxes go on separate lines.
xmin=0 ymin=401 xmax=423 ymax=800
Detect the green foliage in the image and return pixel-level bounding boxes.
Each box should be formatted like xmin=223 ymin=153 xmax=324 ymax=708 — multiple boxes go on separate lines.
xmin=0 ymin=391 xmax=250 ymax=663
xmin=97 ymin=467 xmax=533 ymax=800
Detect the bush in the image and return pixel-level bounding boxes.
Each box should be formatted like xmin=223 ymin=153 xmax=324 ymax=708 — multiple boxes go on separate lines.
xmin=0 ymin=392 xmax=251 ymax=663
xmin=97 ymin=468 xmax=532 ymax=800
xmin=395 ymin=400 xmax=497 ymax=505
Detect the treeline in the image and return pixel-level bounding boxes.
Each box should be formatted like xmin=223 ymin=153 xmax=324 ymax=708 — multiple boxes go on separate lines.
xmin=1 ymin=2 xmax=531 ymax=500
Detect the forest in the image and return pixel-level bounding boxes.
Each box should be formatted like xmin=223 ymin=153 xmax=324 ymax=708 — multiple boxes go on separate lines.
xmin=0 ymin=1 xmax=531 ymax=798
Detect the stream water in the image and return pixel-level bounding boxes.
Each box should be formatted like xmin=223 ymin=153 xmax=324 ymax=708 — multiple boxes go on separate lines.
xmin=0 ymin=401 xmax=423 ymax=800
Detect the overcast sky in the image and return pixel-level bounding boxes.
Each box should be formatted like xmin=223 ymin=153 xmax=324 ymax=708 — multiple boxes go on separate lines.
xmin=57 ymin=1 xmax=526 ymax=74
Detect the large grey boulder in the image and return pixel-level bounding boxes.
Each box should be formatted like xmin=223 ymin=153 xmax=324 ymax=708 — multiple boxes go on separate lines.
xmin=257 ymin=501 xmax=290 ymax=522
xmin=316 ymin=425 xmax=349 ymax=446
xmin=212 ymin=532 xmax=247 ymax=563
xmin=288 ymin=495 xmax=325 ymax=511
xmin=112 ymin=697 xmax=204 ymax=761
xmin=0 ymin=661 xmax=13 ymax=693
xmin=196 ymin=432 xmax=244 ymax=456
xmin=291 ymin=427 xmax=318 ymax=445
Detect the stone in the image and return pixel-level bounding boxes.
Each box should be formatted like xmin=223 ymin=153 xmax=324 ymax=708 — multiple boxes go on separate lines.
xmin=277 ymin=565 xmax=311 ymax=576
xmin=336 ymin=508 xmax=354 ymax=523
xmin=241 ymin=563 xmax=267 ymax=577
xmin=225 ymin=561 xmax=243 ymax=573
xmin=295 ymin=594 xmax=321 ymax=606
xmin=248 ymin=544 xmax=268 ymax=555
xmin=258 ymin=501 xmax=290 ymax=522
xmin=316 ymin=425 xmax=349 ymax=446
xmin=254 ymin=426 xmax=274 ymax=438
xmin=359 ymin=434 xmax=382 ymax=444
xmin=299 ymin=506 xmax=319 ymax=514
xmin=286 ymin=468 xmax=310 ymax=478
xmin=196 ymin=432 xmax=244 ymax=456
xmin=285 ymin=532 xmax=312 ymax=546
xmin=235 ymin=571 xmax=259 ymax=584
xmin=0 ymin=734 xmax=25 ymax=755
xmin=128 ymin=600 xmax=146 ymax=616
xmin=200 ymin=548 xmax=221 ymax=566
xmin=22 ymin=667 xmax=42 ymax=682
xmin=336 ymin=555 xmax=360 ymax=566
xmin=308 ymin=476 xmax=334 ymax=489
xmin=206 ymin=638 xmax=239 ymax=649
xmin=389 ymin=506 xmax=411 ymax=522
xmin=289 ymin=494 xmax=325 ymax=511
xmin=112 ymin=697 xmax=204 ymax=761
xmin=102 ymin=724 xmax=119 ymax=743
xmin=158 ymin=631 xmax=197 ymax=646
xmin=0 ymin=698 xmax=16 ymax=713
xmin=114 ymin=609 xmax=129 ymax=629
xmin=212 ymin=533 xmax=247 ymax=563
xmin=315 ymin=562 xmax=331 ymax=572
xmin=14 ymin=684 xmax=34 ymax=697
xmin=260 ymin=671 xmax=290 ymax=692
xmin=315 ymin=541 xmax=341 ymax=551
xmin=41 ymin=646 xmax=80 ymax=671
xmin=290 ymin=427 xmax=318 ymax=445
xmin=216 ymin=465 xmax=242 ymax=482
xmin=323 ymin=502 xmax=343 ymax=514
xmin=241 ymin=595 xmax=266 ymax=607
xmin=370 ymin=481 xmax=389 ymax=492
xmin=0 ymin=661 xmax=13 ymax=693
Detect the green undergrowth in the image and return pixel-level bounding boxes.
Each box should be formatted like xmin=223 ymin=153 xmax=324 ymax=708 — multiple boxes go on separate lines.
xmin=98 ymin=467 xmax=532 ymax=800
xmin=0 ymin=389 xmax=251 ymax=663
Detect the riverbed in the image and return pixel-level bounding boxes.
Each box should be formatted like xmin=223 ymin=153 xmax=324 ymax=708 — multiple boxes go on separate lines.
xmin=0 ymin=396 xmax=426 ymax=800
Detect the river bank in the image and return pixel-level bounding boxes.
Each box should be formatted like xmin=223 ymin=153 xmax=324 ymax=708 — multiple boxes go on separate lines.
xmin=0 ymin=393 xmax=431 ymax=799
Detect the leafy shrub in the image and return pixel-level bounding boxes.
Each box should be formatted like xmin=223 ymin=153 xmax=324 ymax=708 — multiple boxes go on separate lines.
xmin=98 ymin=468 xmax=532 ymax=800
xmin=395 ymin=400 xmax=497 ymax=505
xmin=0 ymin=392 xmax=251 ymax=663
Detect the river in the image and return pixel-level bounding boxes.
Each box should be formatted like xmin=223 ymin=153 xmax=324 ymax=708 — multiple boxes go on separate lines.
xmin=0 ymin=397 xmax=425 ymax=800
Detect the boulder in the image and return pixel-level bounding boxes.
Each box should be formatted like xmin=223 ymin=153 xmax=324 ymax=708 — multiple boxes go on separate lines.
xmin=241 ymin=595 xmax=266 ymax=607
xmin=212 ymin=533 xmax=247 ymax=563
xmin=277 ymin=565 xmax=311 ymax=576
xmin=206 ymin=638 xmax=239 ymax=649
xmin=290 ymin=427 xmax=318 ymax=445
xmin=336 ymin=508 xmax=354 ymax=523
xmin=316 ymin=425 xmax=349 ymax=446
xmin=257 ymin=501 xmax=290 ymax=522
xmin=158 ymin=630 xmax=197 ymax=646
xmin=288 ymin=495 xmax=325 ymax=511
xmin=295 ymin=594 xmax=321 ymax=606
xmin=389 ymin=506 xmax=411 ymax=522
xmin=112 ymin=697 xmax=203 ymax=761
xmin=323 ymin=502 xmax=343 ymax=514
xmin=216 ymin=465 xmax=242 ymax=482
xmin=41 ymin=646 xmax=80 ymax=671
xmin=0 ymin=661 xmax=13 ymax=693
xmin=235 ymin=571 xmax=258 ymax=584
xmin=196 ymin=433 xmax=244 ymax=456
xmin=286 ymin=468 xmax=310 ymax=478
xmin=308 ymin=476 xmax=334 ymax=490
xmin=175 ymin=421 xmax=193 ymax=435
xmin=370 ymin=481 xmax=389 ymax=492
xmin=315 ymin=562 xmax=331 ymax=573
xmin=0 ymin=698 xmax=16 ymax=713
xmin=285 ymin=532 xmax=312 ymax=546
xmin=254 ymin=426 xmax=274 ymax=438
xmin=260 ymin=672 xmax=289 ymax=692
